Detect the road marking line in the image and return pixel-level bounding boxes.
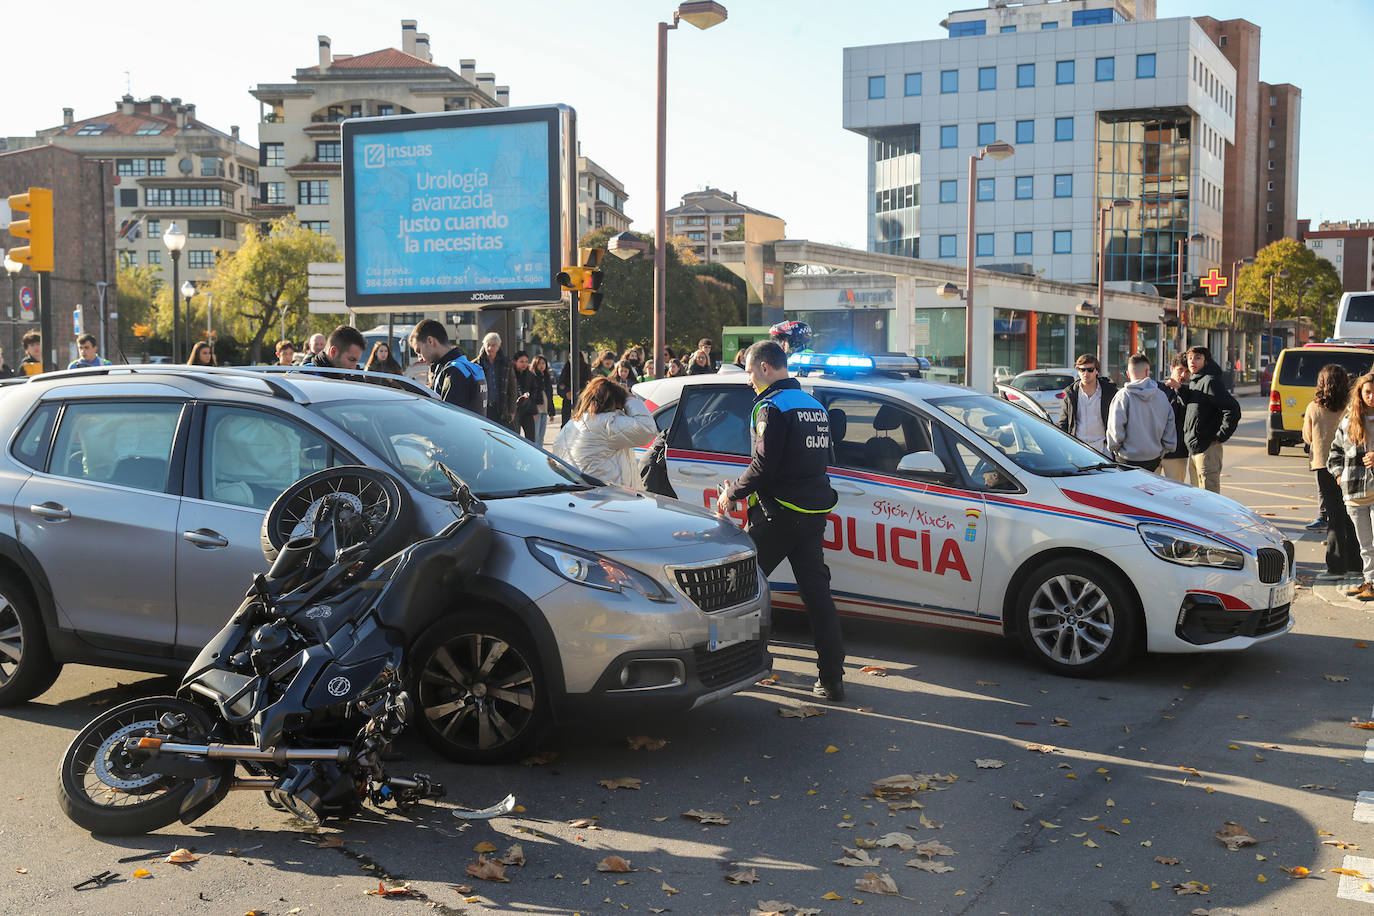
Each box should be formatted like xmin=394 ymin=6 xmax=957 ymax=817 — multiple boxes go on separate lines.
xmin=1336 ymin=855 xmax=1374 ymax=903
xmin=1356 ymin=792 xmax=1374 ymax=824
xmin=1365 ymin=739 xmax=1374 ymax=765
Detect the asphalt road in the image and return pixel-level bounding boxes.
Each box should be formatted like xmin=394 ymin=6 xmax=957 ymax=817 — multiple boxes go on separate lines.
xmin=2 ymin=394 xmax=1371 ymax=915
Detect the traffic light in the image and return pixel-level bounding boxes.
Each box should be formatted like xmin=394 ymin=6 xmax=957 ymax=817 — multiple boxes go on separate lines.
xmin=7 ymin=187 xmax=54 ymax=272
xmin=556 ymin=248 xmax=607 ymax=316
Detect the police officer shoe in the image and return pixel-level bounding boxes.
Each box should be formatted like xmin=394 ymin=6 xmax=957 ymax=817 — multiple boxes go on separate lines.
xmin=813 ymin=678 xmax=845 ymax=702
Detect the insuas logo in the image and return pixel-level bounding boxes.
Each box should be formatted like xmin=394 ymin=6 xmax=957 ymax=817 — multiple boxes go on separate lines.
xmin=361 ymin=142 xmax=432 ymax=168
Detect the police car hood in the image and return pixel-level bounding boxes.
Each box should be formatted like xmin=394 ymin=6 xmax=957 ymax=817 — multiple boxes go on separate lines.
xmin=1053 ymin=472 xmax=1284 ymax=548
xmin=484 ymin=486 xmax=751 ymax=553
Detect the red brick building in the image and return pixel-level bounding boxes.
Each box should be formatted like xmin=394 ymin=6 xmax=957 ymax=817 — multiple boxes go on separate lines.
xmin=1303 ymin=219 xmax=1374 ymax=293
xmin=0 ymin=145 xmax=116 ymax=368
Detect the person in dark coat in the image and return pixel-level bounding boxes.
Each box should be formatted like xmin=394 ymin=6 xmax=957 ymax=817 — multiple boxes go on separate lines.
xmin=1160 ymin=353 xmax=1191 ymax=482
xmin=1057 ymin=354 xmax=1117 ymax=453
xmin=1179 ymin=345 xmax=1241 ymax=493
xmin=477 ymin=332 xmax=518 ymax=429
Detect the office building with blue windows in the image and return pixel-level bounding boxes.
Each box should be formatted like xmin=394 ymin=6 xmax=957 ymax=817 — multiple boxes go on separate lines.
xmin=843 ymin=0 xmax=1246 ymax=294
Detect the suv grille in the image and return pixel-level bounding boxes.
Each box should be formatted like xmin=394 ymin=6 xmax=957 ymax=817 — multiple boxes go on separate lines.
xmin=674 ymin=555 xmax=758 ymax=612
xmin=695 ymin=640 xmax=766 ymax=688
xmin=1257 ymin=547 xmax=1286 ymax=584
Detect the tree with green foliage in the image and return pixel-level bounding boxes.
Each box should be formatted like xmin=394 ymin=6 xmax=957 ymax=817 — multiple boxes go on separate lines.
xmin=1233 ymin=238 xmax=1343 ymax=338
xmin=113 ymin=265 xmax=163 ymax=359
xmin=202 ymin=216 xmax=341 ymax=363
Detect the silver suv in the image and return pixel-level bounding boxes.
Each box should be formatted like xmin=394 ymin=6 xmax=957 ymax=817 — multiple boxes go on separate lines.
xmin=0 ymin=366 xmax=770 ymax=762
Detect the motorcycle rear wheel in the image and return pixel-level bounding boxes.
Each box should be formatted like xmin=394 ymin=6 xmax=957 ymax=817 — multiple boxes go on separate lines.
xmin=58 ymin=696 xmax=215 ymax=835
xmin=261 ymin=466 xmax=414 ymax=565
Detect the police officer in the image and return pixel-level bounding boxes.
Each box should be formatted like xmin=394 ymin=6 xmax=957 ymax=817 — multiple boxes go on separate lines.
xmin=410 ymin=318 xmax=485 ymax=413
xmin=716 ymin=340 xmax=846 ymax=701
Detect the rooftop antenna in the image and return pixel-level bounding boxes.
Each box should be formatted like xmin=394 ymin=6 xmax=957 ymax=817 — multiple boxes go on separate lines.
xmin=124 ymin=71 xmax=131 ymax=95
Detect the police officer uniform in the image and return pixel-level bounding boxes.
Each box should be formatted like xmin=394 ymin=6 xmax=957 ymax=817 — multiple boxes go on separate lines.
xmin=428 ymin=346 xmax=486 ymax=414
xmin=725 ymin=377 xmax=846 ymax=699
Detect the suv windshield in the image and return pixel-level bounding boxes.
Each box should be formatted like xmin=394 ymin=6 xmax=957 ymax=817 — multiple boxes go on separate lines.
xmin=313 ymin=398 xmax=585 ymax=498
xmin=930 ymin=394 xmax=1115 ymax=476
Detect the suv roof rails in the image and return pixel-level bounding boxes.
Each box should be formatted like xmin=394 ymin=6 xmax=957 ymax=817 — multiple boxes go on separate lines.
xmin=241 ymin=365 xmax=435 ymax=399
xmin=31 ymin=364 xmax=310 ymax=403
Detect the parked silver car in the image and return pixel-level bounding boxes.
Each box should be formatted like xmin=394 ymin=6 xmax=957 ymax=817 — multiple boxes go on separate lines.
xmin=1005 ymin=369 xmax=1076 ymax=423
xmin=0 ymin=366 xmax=770 ymax=762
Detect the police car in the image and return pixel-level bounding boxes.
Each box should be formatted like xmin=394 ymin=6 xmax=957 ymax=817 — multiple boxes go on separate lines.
xmin=635 ymin=353 xmax=1295 ymax=678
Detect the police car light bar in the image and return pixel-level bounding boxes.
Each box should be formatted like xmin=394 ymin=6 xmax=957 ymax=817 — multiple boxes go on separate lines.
xmin=787 ymin=352 xmax=926 ymax=374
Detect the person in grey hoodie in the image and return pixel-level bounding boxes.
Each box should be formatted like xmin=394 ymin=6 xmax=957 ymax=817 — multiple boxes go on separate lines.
xmin=1107 ymin=352 xmax=1176 ymax=472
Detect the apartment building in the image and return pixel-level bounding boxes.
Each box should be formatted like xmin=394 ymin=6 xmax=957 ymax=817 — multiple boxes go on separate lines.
xmin=249 ymin=20 xmax=510 ymax=243
xmin=1304 ymin=220 xmax=1374 ymax=293
xmin=577 ymin=154 xmax=630 ymax=240
xmin=1193 ymin=17 xmax=1300 ymax=263
xmin=843 ymin=0 xmax=1238 ymax=295
xmin=666 ymin=188 xmax=784 ymax=265
xmin=7 ymin=95 xmax=258 ymax=285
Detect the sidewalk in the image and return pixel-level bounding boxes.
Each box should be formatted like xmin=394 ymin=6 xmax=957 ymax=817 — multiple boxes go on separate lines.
xmin=1309 ymin=575 xmax=1374 ymax=612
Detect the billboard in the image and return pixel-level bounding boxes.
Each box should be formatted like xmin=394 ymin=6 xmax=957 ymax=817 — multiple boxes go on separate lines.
xmin=342 ymin=105 xmax=572 ymax=311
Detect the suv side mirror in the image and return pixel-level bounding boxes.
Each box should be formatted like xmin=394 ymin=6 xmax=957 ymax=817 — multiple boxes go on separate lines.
xmin=896 ymin=450 xmax=953 ymax=480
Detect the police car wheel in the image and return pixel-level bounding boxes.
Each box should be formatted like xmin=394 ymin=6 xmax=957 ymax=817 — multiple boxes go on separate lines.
xmin=1013 ymin=557 xmax=1141 ymax=678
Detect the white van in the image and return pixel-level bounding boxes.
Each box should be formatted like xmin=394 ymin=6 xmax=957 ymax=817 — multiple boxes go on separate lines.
xmin=1332 ymin=290 xmax=1374 ymax=341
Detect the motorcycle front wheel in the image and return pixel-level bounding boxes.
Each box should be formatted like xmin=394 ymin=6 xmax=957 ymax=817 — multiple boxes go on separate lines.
xmin=57 ymin=696 xmax=215 ymax=834
xmin=261 ymin=466 xmax=414 ymax=565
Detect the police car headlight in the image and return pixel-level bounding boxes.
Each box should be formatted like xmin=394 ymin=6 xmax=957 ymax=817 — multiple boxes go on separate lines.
xmin=1137 ymin=523 xmax=1245 ymax=570
xmin=528 ymin=539 xmax=672 ymax=602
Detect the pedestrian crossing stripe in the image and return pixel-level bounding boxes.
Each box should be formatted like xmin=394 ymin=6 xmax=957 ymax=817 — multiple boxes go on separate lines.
xmin=1336 ymin=855 xmax=1374 ymax=903
xmin=1355 ymin=791 xmax=1374 ymax=825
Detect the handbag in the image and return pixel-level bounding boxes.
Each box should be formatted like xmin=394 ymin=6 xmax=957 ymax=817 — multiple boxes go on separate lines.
xmin=639 ymin=430 xmax=678 ymax=499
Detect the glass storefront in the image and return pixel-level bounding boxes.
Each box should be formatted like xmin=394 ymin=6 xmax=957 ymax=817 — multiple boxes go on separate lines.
xmin=1096 ymin=114 xmax=1192 ymax=289
xmin=1073 ymin=316 xmax=1099 ymax=363
xmin=993 ymin=310 xmax=1030 ymax=377
xmin=912 ymin=307 xmax=966 ymax=383
xmin=791 ymin=309 xmax=893 ymax=354
xmin=1036 ymin=313 xmax=1068 ymax=368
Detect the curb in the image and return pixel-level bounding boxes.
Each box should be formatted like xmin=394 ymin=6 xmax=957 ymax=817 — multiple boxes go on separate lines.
xmin=1307 ymin=577 xmax=1374 ymax=610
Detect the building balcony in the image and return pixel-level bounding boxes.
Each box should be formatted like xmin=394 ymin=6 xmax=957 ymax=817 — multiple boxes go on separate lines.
xmin=303 ymin=122 xmax=342 ymax=137
xmin=286 ymin=161 xmax=342 ymax=177
xmin=248 ymin=202 xmax=296 ymax=216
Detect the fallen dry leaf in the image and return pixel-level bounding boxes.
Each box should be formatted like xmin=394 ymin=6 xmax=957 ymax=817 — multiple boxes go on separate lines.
xmin=873 ymin=833 xmax=918 ymax=850
xmin=474 ymin=841 xmax=498 ymax=853
xmin=1084 ymin=839 xmax=1099 ymax=848
xmin=682 ymin=809 xmax=731 ymax=825
xmin=975 ymin=680 xmax=999 ymax=686
xmin=1155 ymin=856 xmax=1181 ymax=866
xmin=1281 ymin=866 xmax=1311 ymax=878
xmin=1349 ymin=719 xmax=1374 ymax=730
xmin=1332 ymin=868 xmax=1367 ymax=878
xmin=1324 ymin=840 xmax=1360 ymax=850
xmin=778 ymin=705 xmax=825 ymax=719
xmin=835 ymin=847 xmax=882 ymax=867
xmin=1323 ymin=674 xmax=1350 ymax=683
xmin=822 ymin=892 xmax=844 ymax=900
xmin=499 ymin=845 xmax=525 ymax=867
xmin=1173 ymin=880 xmax=1210 ymax=895
xmin=824 ymin=745 xmax=839 ymax=754
xmin=974 ymin=759 xmax=1004 ymax=769
xmin=913 ymin=840 xmax=955 ymax=859
xmin=132 ymin=869 xmax=151 ymax=878
xmin=907 ymin=858 xmax=955 ymax=873
xmin=725 ymin=867 xmax=760 ymax=884
xmin=918 ymin=813 xmax=943 ymax=829
xmin=165 ymin=848 xmax=199 ymax=865
xmin=568 ymin=817 xmax=599 ymax=829
xmin=465 ymin=855 xmax=509 ymax=883
xmin=599 ymin=777 xmax=642 ymax=790
xmin=1299 ymin=783 xmax=1337 ymax=791
xmin=315 ymin=835 xmax=345 ymax=848
xmin=859 ymin=666 xmax=888 ymax=676
xmin=520 ymin=750 xmax=558 ymax=766
xmin=1051 ymin=717 xmax=1071 ymax=727
xmin=627 ymin=736 xmax=668 ymax=751
xmin=871 ymin=774 xmax=923 ymax=795
xmin=887 ymin=798 xmax=924 ymax=811
xmin=1040 ymin=820 xmax=1062 ymax=829
xmin=13 ymin=867 xmax=26 ymax=875
xmin=1026 ymin=743 xmax=1058 ymax=754
xmin=366 ymin=881 xmax=423 ymax=897
xmin=854 ymin=872 xmax=899 ymax=895
xmin=1216 ymin=822 xmax=1257 ymax=850
xmin=597 ymin=856 xmax=634 ymax=873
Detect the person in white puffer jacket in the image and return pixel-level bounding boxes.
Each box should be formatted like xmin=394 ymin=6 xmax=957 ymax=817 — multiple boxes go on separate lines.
xmin=1106 ymin=352 xmax=1176 ymax=472
xmin=551 ymin=376 xmax=657 ymax=489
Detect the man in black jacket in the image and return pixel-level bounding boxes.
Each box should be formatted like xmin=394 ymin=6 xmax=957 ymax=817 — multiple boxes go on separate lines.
xmin=307 ymin=325 xmax=366 ymax=370
xmin=1058 ymin=354 xmax=1117 ymax=453
xmin=1179 ymin=345 xmax=1241 ymax=492
xmin=716 ymin=341 xmax=845 ymax=701
xmin=410 ymin=319 xmax=485 ymax=413
xmin=1160 ymin=352 xmax=1191 ymax=482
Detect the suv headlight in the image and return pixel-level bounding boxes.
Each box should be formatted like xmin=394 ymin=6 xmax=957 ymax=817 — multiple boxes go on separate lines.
xmin=1138 ymin=523 xmax=1245 ymax=570
xmin=528 ymin=539 xmax=672 ymax=602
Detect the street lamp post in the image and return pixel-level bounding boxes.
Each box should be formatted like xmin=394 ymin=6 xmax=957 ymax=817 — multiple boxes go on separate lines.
xmin=1097 ymin=198 xmax=1133 ymax=380
xmin=963 ymin=141 xmax=1014 ymax=390
xmin=162 ymin=223 xmax=186 ymax=363
xmin=1227 ymin=257 xmax=1253 ymax=381
xmin=653 ymin=1 xmax=727 ymax=373
xmin=4 ymin=256 xmax=20 ymax=369
xmin=180 ymin=280 xmax=196 ymax=359
xmin=1173 ymin=233 xmax=1206 ymax=352
xmin=1268 ymin=269 xmax=1289 ymax=361
xmin=94 ymin=281 xmax=108 ymax=360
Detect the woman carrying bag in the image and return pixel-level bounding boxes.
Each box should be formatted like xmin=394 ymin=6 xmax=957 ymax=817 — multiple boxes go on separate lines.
xmin=1327 ymin=371 xmax=1374 ymax=601
xmin=550 ymin=376 xmax=656 ymax=490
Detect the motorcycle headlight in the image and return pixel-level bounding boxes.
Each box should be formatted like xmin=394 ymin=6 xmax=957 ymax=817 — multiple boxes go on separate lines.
xmin=528 ymin=539 xmax=672 ymax=602
xmin=1138 ymin=523 xmax=1245 ymax=570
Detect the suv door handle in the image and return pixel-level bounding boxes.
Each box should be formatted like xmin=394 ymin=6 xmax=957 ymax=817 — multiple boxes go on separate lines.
xmin=833 ymin=482 xmax=865 ymax=496
xmin=182 ymin=529 xmax=229 ymax=549
xmin=29 ymin=502 xmax=71 ymax=521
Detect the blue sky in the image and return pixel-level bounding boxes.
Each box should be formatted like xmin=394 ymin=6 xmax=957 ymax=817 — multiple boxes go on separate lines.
xmin=3 ymin=0 xmax=1366 ymax=248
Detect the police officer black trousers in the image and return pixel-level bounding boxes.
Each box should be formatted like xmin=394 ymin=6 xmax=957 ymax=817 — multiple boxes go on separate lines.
xmin=747 ymin=506 xmax=844 ymax=685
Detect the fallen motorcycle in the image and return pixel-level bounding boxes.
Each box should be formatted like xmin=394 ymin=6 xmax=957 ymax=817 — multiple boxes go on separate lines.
xmin=57 ymin=466 xmax=491 ymax=834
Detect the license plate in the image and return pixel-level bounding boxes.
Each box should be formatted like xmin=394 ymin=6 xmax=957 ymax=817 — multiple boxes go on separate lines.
xmin=709 ymin=610 xmax=761 ymax=652
xmin=1269 ymin=579 xmax=1294 ymax=609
